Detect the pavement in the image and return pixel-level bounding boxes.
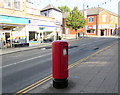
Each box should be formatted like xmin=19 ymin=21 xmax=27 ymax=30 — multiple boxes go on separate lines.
xmin=0 ymin=36 xmax=119 ymax=55
xmin=0 ymin=38 xmax=79 ymax=55
xmin=0 ymin=43 xmax=52 ymax=55
xmin=29 ymin=42 xmax=118 ymax=93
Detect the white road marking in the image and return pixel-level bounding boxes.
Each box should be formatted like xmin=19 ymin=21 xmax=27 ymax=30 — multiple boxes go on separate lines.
xmin=0 ymin=53 xmax=51 ymax=69
xmin=1 ymin=39 xmax=112 ymax=69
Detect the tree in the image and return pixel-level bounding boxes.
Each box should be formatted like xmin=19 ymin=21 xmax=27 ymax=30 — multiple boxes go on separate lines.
xmin=65 ymin=7 xmax=86 ymax=39
xmin=58 ymin=6 xmax=71 ymax=13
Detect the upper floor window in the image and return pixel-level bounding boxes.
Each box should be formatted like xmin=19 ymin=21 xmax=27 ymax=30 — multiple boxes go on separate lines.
xmin=26 ymin=0 xmax=34 ymax=4
xmin=4 ymin=0 xmax=12 ymax=8
xmin=88 ymin=17 xmax=94 ymax=22
xmin=14 ymin=0 xmax=21 ymax=10
xmin=115 ymin=17 xmax=118 ymax=22
xmin=44 ymin=13 xmax=47 ymax=16
xmin=110 ymin=16 xmax=115 ymax=23
xmin=26 ymin=8 xmax=39 ymax=15
xmin=102 ymin=15 xmax=107 ymax=22
xmin=26 ymin=8 xmax=32 ymax=14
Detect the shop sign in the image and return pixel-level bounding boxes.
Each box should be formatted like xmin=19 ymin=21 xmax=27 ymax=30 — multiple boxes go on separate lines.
xmin=0 ymin=16 xmax=29 ymax=24
xmin=26 ymin=26 xmax=39 ymax=31
xmin=29 ymin=19 xmax=56 ymax=27
xmin=88 ymin=25 xmax=93 ymax=29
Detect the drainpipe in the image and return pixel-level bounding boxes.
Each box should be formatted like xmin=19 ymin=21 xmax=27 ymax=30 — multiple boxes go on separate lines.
xmin=96 ymin=7 xmax=99 ymax=36
xmin=10 ymin=30 xmax=12 ymax=48
xmin=96 ymin=15 xmax=98 ymax=36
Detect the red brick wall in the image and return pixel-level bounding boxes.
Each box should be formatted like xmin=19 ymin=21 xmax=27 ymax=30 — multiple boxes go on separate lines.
xmin=67 ymin=15 xmax=98 ymax=35
xmin=86 ymin=15 xmax=97 ymax=25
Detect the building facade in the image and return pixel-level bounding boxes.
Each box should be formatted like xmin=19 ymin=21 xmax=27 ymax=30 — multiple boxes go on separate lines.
xmin=41 ymin=4 xmax=63 ymax=40
xmin=86 ymin=7 xmax=118 ymax=37
xmin=0 ymin=0 xmax=56 ymax=48
xmin=66 ymin=7 xmax=118 ymax=37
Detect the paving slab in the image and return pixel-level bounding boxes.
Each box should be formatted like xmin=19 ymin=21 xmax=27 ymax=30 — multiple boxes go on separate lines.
xmin=29 ymin=43 xmax=118 ymax=93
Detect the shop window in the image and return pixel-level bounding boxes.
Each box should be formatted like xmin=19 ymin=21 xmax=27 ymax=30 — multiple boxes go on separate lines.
xmin=4 ymin=0 xmax=12 ymax=8
xmin=88 ymin=17 xmax=94 ymax=22
xmin=29 ymin=32 xmax=35 ymax=41
xmin=14 ymin=0 xmax=21 ymax=10
xmin=87 ymin=29 xmax=95 ymax=33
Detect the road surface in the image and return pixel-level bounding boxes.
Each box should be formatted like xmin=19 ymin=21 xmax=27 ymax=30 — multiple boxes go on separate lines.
xmin=2 ymin=37 xmax=118 ymax=93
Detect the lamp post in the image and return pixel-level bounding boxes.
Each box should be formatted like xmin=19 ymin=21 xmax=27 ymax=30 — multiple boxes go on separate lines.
xmin=54 ymin=27 xmax=57 ymax=41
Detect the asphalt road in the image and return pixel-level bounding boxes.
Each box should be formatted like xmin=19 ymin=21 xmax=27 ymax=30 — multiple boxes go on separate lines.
xmin=2 ymin=37 xmax=118 ymax=93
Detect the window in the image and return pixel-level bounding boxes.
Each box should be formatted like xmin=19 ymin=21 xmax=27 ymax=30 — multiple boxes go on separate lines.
xmin=26 ymin=8 xmax=32 ymax=14
xmin=33 ymin=10 xmax=39 ymax=15
xmin=102 ymin=15 xmax=107 ymax=22
xmin=44 ymin=13 xmax=47 ymax=16
xmin=87 ymin=29 xmax=95 ymax=33
xmin=4 ymin=0 xmax=12 ymax=8
xmin=115 ymin=17 xmax=118 ymax=22
xmin=14 ymin=0 xmax=21 ymax=10
xmin=88 ymin=17 xmax=94 ymax=22
xmin=26 ymin=8 xmax=39 ymax=15
xmin=110 ymin=16 xmax=115 ymax=23
xmin=26 ymin=0 xmax=34 ymax=4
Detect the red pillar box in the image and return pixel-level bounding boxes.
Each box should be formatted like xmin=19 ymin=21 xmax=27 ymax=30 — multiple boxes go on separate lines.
xmin=52 ymin=41 xmax=68 ymax=89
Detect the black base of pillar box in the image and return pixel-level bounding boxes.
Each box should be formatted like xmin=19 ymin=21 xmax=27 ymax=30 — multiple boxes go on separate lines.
xmin=53 ymin=79 xmax=68 ymax=89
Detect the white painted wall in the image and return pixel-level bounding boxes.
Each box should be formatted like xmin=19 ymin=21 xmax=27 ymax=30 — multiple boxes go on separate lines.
xmin=51 ymin=9 xmax=62 ymax=23
xmin=41 ymin=9 xmax=63 ymax=37
xmin=41 ymin=9 xmax=62 ymax=23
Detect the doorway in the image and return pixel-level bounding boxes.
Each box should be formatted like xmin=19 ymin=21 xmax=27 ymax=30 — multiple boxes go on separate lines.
xmin=100 ymin=30 xmax=104 ymax=36
xmin=110 ymin=29 xmax=113 ymax=35
xmin=5 ymin=33 xmax=10 ymax=43
xmin=29 ymin=31 xmax=35 ymax=41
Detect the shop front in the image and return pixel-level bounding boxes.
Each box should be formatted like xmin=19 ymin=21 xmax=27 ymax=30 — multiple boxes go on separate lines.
xmin=26 ymin=19 xmax=56 ymax=46
xmin=109 ymin=24 xmax=118 ymax=35
xmin=99 ymin=24 xmax=109 ymax=36
xmin=0 ymin=15 xmax=29 ymax=48
xmin=86 ymin=25 xmax=96 ymax=36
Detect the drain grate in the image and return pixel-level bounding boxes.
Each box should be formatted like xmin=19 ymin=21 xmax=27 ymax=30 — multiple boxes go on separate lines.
xmin=69 ymin=46 xmax=79 ymax=49
xmin=94 ymin=47 xmax=99 ymax=50
xmin=39 ymin=46 xmax=52 ymax=50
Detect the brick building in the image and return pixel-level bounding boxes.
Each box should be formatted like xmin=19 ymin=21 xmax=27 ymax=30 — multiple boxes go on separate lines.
xmin=63 ymin=7 xmax=119 ymax=37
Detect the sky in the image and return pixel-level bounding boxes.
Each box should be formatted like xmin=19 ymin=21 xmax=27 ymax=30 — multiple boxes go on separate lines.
xmin=36 ymin=0 xmax=119 ymax=14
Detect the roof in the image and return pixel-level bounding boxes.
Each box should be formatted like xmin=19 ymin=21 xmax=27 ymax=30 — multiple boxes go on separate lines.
xmin=41 ymin=4 xmax=62 ymax=13
xmin=63 ymin=7 xmax=118 ymax=18
xmin=62 ymin=7 xmax=118 ymax=18
xmin=86 ymin=7 xmax=103 ymax=15
xmin=86 ymin=7 xmax=118 ymax=16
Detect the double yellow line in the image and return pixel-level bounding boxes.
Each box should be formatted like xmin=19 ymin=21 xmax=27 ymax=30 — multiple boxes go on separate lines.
xmin=15 ymin=75 xmax=52 ymax=94
xmin=15 ymin=42 xmax=117 ymax=94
